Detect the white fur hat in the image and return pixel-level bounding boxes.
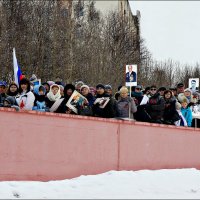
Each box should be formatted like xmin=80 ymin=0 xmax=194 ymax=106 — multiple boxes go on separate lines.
xmin=184 ymin=88 xmax=192 ymax=93
xmin=80 ymin=84 xmax=90 ymax=91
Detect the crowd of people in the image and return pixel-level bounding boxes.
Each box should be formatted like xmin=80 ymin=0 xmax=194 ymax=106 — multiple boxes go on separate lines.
xmin=0 ymin=74 xmax=200 ymax=128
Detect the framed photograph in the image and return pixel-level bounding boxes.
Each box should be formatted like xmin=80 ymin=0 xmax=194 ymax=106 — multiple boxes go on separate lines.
xmin=94 ymin=97 xmax=110 ymax=109
xmin=125 ymin=64 xmax=137 ymax=87
xmin=189 ymin=78 xmax=199 ymax=92
xmin=66 ymin=90 xmax=87 ymax=114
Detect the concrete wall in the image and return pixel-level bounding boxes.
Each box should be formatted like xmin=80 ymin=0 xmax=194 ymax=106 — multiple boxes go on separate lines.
xmin=0 ymin=108 xmax=200 ymax=181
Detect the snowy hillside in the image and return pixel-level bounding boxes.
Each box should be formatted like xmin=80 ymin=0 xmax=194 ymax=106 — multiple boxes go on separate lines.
xmin=0 ymin=169 xmax=200 ymax=199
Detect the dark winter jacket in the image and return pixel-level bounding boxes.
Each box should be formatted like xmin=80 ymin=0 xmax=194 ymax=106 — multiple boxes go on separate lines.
xmin=3 ymin=96 xmax=20 ymax=111
xmin=131 ymin=91 xmax=143 ymax=106
xmin=163 ymin=98 xmax=180 ymax=124
xmin=0 ymin=94 xmax=2 ymax=106
xmin=77 ymin=93 xmax=95 ymax=116
xmin=83 ymin=93 xmax=95 ymax=106
xmin=56 ymin=84 xmax=76 ymax=114
xmin=146 ymin=93 xmax=165 ymax=121
xmin=93 ymin=93 xmax=116 ymax=118
xmin=0 ymin=93 xmax=8 ymax=104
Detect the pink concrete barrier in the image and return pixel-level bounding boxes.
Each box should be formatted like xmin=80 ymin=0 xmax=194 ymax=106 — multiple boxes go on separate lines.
xmin=119 ymin=122 xmax=200 ymax=171
xmin=0 ymin=107 xmax=200 ymax=181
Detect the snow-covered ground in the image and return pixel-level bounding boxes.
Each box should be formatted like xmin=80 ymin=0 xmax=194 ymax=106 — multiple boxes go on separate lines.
xmin=0 ymin=169 xmax=200 ymax=199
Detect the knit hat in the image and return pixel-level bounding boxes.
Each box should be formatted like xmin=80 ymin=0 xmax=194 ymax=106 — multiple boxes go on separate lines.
xmin=135 ymin=85 xmax=142 ymax=89
xmin=0 ymin=81 xmax=7 ymax=87
xmin=177 ymin=83 xmax=184 ymax=88
xmin=4 ymin=96 xmax=16 ymax=106
xmin=55 ymin=81 xmax=65 ymax=87
xmin=105 ymin=84 xmax=112 ymax=90
xmin=80 ymin=84 xmax=90 ymax=91
xmin=59 ymin=85 xmax=64 ymax=91
xmin=96 ymin=84 xmax=105 ymax=90
xmin=75 ymin=81 xmax=84 ymax=88
xmin=184 ymin=88 xmax=192 ymax=93
xmin=47 ymin=81 xmax=55 ymax=86
xmin=158 ymin=87 xmax=166 ymax=91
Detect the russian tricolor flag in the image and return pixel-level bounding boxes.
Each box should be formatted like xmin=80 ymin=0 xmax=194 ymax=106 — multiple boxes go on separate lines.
xmin=13 ymin=48 xmax=23 ymax=86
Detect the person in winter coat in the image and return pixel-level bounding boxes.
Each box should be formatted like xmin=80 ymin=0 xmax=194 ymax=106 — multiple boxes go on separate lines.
xmin=33 ymin=85 xmax=47 ymax=112
xmin=145 ymin=85 xmax=165 ymax=124
xmin=163 ymin=90 xmax=180 ymax=125
xmin=75 ymin=81 xmax=84 ymax=92
xmin=80 ymin=85 xmax=95 ymax=106
xmin=131 ymin=85 xmax=143 ymax=106
xmin=45 ymin=84 xmax=62 ymax=112
xmin=3 ymin=96 xmax=19 ymax=111
xmin=158 ymin=87 xmax=166 ymax=97
xmin=15 ymin=78 xmax=35 ymax=110
xmin=56 ymin=84 xmax=76 ymax=114
xmin=93 ymin=84 xmax=116 ymax=118
xmin=0 ymin=81 xmax=8 ymax=104
xmin=181 ymin=98 xmax=193 ymax=127
xmin=178 ymin=88 xmax=197 ymax=106
xmin=177 ymin=83 xmax=185 ymax=95
xmin=105 ymin=85 xmax=113 ymax=97
xmin=7 ymin=82 xmax=19 ymax=97
xmin=42 ymin=82 xmax=50 ymax=96
xmin=77 ymin=84 xmax=95 ymax=116
xmin=89 ymin=87 xmax=96 ymax=97
xmin=174 ymin=100 xmax=188 ymax=127
xmin=116 ymin=86 xmax=137 ymax=119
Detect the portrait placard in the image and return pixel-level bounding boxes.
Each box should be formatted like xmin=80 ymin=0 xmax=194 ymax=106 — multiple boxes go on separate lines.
xmin=125 ymin=65 xmax=137 ymax=87
xmin=189 ymin=78 xmax=199 ymax=92
xmin=66 ymin=90 xmax=87 ymax=114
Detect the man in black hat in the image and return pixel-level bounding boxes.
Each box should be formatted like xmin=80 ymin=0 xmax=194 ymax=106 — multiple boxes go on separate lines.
xmin=93 ymin=84 xmax=116 ymax=118
xmin=158 ymin=87 xmax=166 ymax=97
xmin=105 ymin=84 xmax=113 ymax=97
xmin=177 ymin=83 xmax=185 ymax=95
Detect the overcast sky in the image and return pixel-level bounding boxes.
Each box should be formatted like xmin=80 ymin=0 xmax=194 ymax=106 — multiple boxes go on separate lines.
xmin=129 ymin=1 xmax=200 ymax=65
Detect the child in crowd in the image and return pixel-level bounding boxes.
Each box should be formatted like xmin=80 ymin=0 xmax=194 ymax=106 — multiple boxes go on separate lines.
xmin=181 ymin=98 xmax=192 ymax=127
xmin=3 ymin=96 xmax=19 ymax=111
xmin=33 ymin=85 xmax=47 ymax=112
